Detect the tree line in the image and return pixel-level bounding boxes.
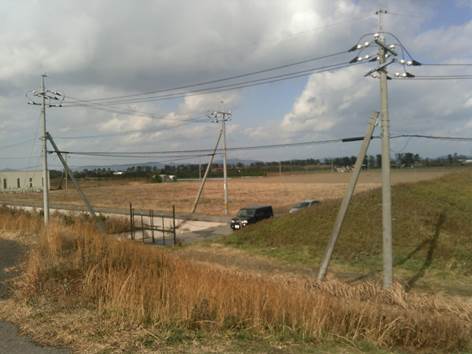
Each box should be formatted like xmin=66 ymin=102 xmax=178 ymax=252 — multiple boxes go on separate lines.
xmin=50 ymin=152 xmax=469 ymax=179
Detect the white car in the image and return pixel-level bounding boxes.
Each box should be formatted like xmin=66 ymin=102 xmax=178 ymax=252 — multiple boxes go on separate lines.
xmin=289 ymin=200 xmax=320 ymax=214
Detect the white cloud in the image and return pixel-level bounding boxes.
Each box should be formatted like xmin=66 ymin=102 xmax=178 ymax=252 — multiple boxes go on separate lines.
xmin=98 ymin=116 xmax=153 ymax=133
xmin=281 ymin=66 xmax=374 ymax=135
xmin=1 ymin=0 xmax=472 ymax=169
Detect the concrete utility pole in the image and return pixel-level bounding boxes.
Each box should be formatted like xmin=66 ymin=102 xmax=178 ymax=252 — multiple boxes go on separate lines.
xmin=376 ymin=9 xmax=393 ymax=288
xmin=190 ymin=127 xmax=224 ymax=214
xmin=317 ymin=112 xmax=379 ymax=281
xmin=208 ymin=110 xmax=232 ymax=215
xmin=27 ymin=75 xmax=64 ymax=226
xmin=64 ymin=153 xmax=69 ymax=192
xmin=47 ymin=132 xmax=106 ymax=233
xmin=40 ymin=75 xmax=49 ymax=224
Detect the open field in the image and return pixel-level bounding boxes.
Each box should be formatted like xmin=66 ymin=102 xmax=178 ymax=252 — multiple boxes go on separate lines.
xmin=0 ymin=168 xmax=460 ymax=216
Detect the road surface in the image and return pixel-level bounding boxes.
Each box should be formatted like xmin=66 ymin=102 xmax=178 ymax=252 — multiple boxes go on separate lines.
xmin=0 ymin=237 xmax=70 ymax=354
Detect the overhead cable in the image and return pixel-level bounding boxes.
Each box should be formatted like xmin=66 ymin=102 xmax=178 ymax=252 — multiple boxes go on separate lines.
xmin=64 ymin=50 xmax=350 ymax=105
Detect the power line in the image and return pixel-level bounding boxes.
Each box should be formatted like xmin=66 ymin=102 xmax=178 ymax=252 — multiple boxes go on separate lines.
xmin=421 ymin=63 xmax=472 ymax=67
xmin=4 ymin=134 xmax=470 ymax=167
xmin=55 ymin=137 xmax=348 ymax=157
xmin=64 ymin=50 xmax=350 ymax=106
xmin=63 ymin=100 xmax=210 ymax=123
xmin=386 ymin=11 xmax=424 ymax=19
xmin=53 ymin=117 xmax=210 ymax=140
xmin=63 ymin=61 xmax=362 ymax=111
xmin=64 ymin=61 xmax=356 ymax=107
xmin=391 ymin=134 xmax=472 ymax=141
xmin=47 ymin=134 xmax=472 ymax=159
xmin=50 ymin=152 xmax=217 ymax=160
xmin=393 ymin=75 xmax=472 ymax=81
xmin=0 ymin=138 xmax=36 ymax=150
xmin=0 ymin=156 xmax=42 ymax=160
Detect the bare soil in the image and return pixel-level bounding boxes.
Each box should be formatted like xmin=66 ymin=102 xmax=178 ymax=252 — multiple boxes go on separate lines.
xmin=0 ymin=168 xmax=456 ymax=216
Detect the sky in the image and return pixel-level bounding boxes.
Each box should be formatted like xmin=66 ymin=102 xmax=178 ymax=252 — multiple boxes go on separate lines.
xmin=1 ymin=0 xmax=472 ymax=170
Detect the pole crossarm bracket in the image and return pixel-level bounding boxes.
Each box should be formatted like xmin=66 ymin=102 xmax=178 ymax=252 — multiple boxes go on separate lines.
xmin=364 ymin=58 xmax=395 ymax=77
xmin=373 ymin=39 xmax=398 ymax=56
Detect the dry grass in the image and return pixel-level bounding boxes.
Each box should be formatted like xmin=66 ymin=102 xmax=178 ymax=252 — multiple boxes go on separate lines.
xmin=0 ymin=169 xmax=456 ymax=216
xmin=1 ymin=208 xmax=470 ymax=352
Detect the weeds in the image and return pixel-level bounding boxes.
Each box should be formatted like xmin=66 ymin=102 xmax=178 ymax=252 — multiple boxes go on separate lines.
xmin=0 ymin=208 xmax=467 ymax=352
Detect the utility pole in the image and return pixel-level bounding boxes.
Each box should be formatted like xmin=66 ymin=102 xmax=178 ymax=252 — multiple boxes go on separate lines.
xmin=27 ymin=75 xmax=64 ymax=225
xmin=317 ymin=112 xmax=379 ymax=281
xmin=40 ymin=75 xmax=49 ymax=224
xmin=190 ymin=127 xmax=224 ymax=214
xmin=208 ymin=110 xmax=232 ymax=215
xmin=376 ymin=9 xmax=393 ymax=288
xmin=47 ymin=132 xmax=105 ymax=233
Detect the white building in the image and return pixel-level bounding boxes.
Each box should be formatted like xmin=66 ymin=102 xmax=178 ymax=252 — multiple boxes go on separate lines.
xmin=0 ymin=170 xmax=49 ymax=192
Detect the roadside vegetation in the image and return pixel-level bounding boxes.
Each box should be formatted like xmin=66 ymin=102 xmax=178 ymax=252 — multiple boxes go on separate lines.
xmin=0 ymin=205 xmax=471 ymax=352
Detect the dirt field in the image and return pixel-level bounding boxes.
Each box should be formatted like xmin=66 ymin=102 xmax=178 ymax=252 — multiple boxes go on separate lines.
xmin=0 ymin=168 xmax=458 ymax=216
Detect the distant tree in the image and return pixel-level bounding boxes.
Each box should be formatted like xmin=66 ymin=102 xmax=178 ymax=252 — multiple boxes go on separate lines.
xmin=368 ymin=155 xmax=376 ymax=169
xmin=376 ymin=154 xmax=382 ymax=168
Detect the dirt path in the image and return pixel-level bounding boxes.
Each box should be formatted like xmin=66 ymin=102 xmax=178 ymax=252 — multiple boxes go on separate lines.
xmin=0 ymin=237 xmax=70 ymax=354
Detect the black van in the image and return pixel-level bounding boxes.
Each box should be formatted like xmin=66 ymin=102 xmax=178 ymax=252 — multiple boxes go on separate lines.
xmin=230 ymin=205 xmax=273 ymax=230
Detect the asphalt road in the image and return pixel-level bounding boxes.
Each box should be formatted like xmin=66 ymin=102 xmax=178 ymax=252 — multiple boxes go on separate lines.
xmin=0 ymin=238 xmax=70 ymax=354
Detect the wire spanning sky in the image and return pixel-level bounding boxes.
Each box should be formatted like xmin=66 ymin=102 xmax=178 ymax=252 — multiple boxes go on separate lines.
xmin=0 ymin=0 xmax=472 ymax=170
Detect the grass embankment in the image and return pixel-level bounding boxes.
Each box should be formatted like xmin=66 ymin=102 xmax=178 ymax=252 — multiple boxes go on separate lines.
xmin=0 ymin=208 xmax=471 ymax=352
xmin=226 ymin=171 xmax=472 ymax=292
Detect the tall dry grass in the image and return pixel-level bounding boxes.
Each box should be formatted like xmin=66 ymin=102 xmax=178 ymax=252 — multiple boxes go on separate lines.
xmin=0 ymin=206 xmax=129 ymax=236
xmin=1 ymin=209 xmax=466 ymax=352
xmin=0 ymin=206 xmax=43 ymax=234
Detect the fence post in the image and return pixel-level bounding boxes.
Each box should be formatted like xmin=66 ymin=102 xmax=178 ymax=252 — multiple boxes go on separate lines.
xmin=141 ymin=214 xmax=145 ymax=243
xmin=130 ymin=203 xmax=135 ymax=240
xmin=150 ymin=210 xmax=155 ymax=244
xmin=172 ymin=205 xmax=176 ymax=246
xmin=162 ymin=216 xmax=165 ymax=245
xmin=129 ymin=203 xmax=132 ymax=239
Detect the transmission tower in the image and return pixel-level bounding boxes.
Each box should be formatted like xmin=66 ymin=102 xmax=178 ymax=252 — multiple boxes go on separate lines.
xmin=26 ymin=74 xmax=64 ymax=225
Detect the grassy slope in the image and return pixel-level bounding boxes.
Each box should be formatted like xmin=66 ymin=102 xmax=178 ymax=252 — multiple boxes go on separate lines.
xmin=225 ymin=170 xmax=472 ymax=292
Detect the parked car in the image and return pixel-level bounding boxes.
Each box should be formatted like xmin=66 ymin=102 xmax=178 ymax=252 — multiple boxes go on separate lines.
xmin=230 ymin=205 xmax=273 ymax=230
xmin=289 ymin=199 xmax=320 ymax=214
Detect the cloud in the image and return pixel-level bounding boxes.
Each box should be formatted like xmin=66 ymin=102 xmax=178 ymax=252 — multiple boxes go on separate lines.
xmin=1 ymin=0 xmax=472 ymax=169
xmin=98 ymin=116 xmax=153 ymax=133
xmin=281 ymin=66 xmax=373 ymax=136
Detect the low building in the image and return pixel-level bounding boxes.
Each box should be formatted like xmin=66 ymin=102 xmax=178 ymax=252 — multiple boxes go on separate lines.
xmin=159 ymin=174 xmax=177 ymax=182
xmin=0 ymin=170 xmax=49 ymax=192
